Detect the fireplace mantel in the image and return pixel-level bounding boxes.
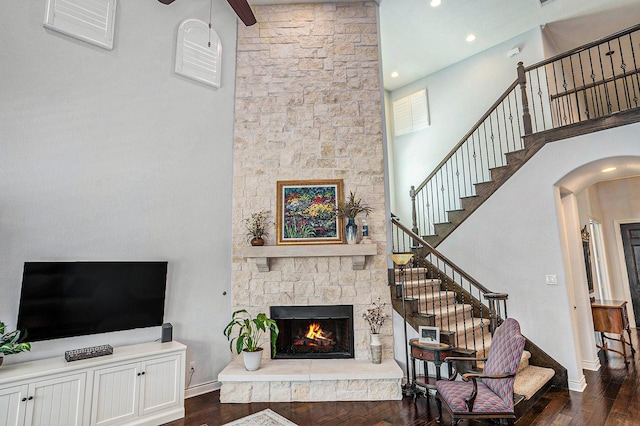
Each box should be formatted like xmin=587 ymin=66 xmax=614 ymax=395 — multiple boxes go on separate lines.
xmin=240 ymin=244 xmax=377 ymax=271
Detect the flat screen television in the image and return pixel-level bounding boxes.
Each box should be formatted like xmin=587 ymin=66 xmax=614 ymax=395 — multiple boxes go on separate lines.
xmin=17 ymin=261 xmax=168 ymax=342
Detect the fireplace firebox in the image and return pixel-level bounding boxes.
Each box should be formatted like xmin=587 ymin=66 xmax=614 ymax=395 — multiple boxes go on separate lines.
xmin=270 ymin=305 xmax=354 ymax=359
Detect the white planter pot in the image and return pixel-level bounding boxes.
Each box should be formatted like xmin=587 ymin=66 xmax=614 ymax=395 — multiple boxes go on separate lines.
xmin=370 ymin=333 xmax=382 ymax=364
xmin=242 ymin=348 xmax=263 ymax=371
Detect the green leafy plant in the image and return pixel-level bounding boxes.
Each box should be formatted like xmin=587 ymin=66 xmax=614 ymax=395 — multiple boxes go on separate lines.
xmin=0 ymin=321 xmax=31 ymax=355
xmin=336 ymin=191 xmax=373 ymax=219
xmin=243 ymin=210 xmax=272 ymax=242
xmin=224 ymin=310 xmax=279 ymax=355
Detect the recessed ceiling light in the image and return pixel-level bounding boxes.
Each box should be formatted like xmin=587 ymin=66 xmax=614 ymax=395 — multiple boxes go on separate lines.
xmin=390 ymin=71 xmax=399 ymax=78
xmin=602 ymin=167 xmax=617 ymax=173
xmin=466 ymin=34 xmax=476 ymax=42
xmin=430 ymin=0 xmax=442 ymax=7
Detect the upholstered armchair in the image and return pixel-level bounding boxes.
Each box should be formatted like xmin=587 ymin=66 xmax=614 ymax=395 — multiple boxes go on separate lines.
xmin=435 ymin=318 xmax=526 ymax=425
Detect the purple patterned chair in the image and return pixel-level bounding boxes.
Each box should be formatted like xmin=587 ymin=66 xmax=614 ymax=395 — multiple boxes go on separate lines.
xmin=435 ymin=318 xmax=526 ymax=425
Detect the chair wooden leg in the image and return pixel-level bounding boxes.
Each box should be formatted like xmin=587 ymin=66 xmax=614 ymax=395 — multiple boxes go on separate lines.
xmin=435 ymin=396 xmax=442 ymax=424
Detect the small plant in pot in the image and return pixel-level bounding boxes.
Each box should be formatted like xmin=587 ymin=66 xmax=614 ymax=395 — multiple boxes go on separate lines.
xmin=243 ymin=210 xmax=272 ymax=246
xmin=0 ymin=321 xmax=31 ymax=367
xmin=335 ymin=191 xmax=373 ymax=244
xmin=224 ymin=309 xmax=279 ymax=371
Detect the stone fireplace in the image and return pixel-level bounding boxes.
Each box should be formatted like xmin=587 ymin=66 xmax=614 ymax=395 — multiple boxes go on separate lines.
xmin=271 ymin=305 xmax=355 ymax=359
xmin=224 ymin=1 xmax=402 ymax=403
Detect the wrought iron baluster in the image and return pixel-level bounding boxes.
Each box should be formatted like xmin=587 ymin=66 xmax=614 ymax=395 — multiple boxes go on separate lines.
xmin=569 ymin=52 xmax=583 ymax=121
xmin=617 ymin=37 xmax=632 ymax=109
xmin=607 ymin=41 xmax=622 ymax=112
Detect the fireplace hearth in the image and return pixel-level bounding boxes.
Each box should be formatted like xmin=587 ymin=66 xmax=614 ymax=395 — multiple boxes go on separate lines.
xmin=270 ymin=305 xmax=354 ymax=359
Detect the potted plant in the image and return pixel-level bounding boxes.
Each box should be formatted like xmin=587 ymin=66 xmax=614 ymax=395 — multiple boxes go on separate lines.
xmin=336 ymin=191 xmax=373 ymax=244
xmin=363 ymin=297 xmax=387 ymax=364
xmin=0 ymin=321 xmax=31 ymax=366
xmin=224 ymin=309 xmax=279 ymax=371
xmin=243 ymin=210 xmax=272 ymax=246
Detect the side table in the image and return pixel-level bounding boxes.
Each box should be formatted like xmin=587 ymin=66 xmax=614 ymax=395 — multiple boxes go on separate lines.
xmin=409 ymin=338 xmax=453 ymax=399
xmin=591 ymin=299 xmax=636 ymax=364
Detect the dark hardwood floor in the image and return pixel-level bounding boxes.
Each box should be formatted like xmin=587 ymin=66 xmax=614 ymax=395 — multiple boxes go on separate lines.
xmin=165 ymin=329 xmax=640 ymax=426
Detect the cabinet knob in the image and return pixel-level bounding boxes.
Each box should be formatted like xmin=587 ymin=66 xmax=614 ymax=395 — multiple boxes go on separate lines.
xmin=141 ymin=371 xmax=145 ymax=375
xmin=21 ymin=397 xmax=27 ymax=402
xmin=28 ymin=396 xmax=34 ymax=400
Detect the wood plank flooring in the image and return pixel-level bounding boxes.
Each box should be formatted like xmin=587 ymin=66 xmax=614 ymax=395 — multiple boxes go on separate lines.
xmin=165 ymin=329 xmax=640 ymax=426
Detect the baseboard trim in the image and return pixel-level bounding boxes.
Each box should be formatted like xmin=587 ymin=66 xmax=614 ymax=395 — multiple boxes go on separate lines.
xmin=185 ymin=381 xmax=220 ymax=399
xmin=582 ymin=357 xmax=601 ymax=372
xmin=568 ymin=374 xmax=587 ymax=392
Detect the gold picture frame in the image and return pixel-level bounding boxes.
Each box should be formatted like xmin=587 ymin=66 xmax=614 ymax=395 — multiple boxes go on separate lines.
xmin=276 ymin=179 xmax=345 ymax=245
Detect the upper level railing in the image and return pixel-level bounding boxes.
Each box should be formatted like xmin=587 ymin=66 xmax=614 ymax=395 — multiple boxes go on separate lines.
xmin=410 ymin=24 xmax=640 ymax=239
xmin=391 ymin=218 xmax=508 ymax=354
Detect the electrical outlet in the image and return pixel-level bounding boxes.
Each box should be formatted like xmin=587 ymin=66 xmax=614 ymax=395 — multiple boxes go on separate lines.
xmin=545 ymin=275 xmax=558 ymax=285
xmin=189 ymin=361 xmax=196 ymax=371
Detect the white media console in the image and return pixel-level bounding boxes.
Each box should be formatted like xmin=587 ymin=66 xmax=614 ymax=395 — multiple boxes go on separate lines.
xmin=0 ymin=341 xmax=186 ymax=426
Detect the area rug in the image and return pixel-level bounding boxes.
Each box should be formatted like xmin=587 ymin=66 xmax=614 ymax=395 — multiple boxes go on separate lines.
xmin=222 ymin=409 xmax=298 ymax=426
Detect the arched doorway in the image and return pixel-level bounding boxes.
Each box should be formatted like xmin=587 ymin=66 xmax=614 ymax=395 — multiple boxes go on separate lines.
xmin=556 ymin=156 xmax=640 ymax=372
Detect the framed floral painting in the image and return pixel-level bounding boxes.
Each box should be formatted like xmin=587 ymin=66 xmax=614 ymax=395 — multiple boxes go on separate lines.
xmin=276 ymin=179 xmax=344 ymax=245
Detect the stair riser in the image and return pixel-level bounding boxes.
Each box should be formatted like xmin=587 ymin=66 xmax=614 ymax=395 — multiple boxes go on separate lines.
xmin=402 ymin=280 xmax=441 ymax=290
xmin=429 ymin=307 xmax=476 ymax=329
xmin=404 ymin=290 xmax=454 ymax=303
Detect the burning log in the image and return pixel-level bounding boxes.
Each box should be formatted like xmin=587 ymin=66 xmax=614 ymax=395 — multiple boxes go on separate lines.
xmin=293 ymin=323 xmax=336 ymax=348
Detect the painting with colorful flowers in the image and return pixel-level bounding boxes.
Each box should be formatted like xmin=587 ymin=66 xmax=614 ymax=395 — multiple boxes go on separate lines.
xmin=276 ymin=179 xmax=345 ymax=245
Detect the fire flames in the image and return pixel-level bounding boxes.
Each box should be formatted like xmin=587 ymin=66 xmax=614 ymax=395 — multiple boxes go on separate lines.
xmin=294 ymin=323 xmax=335 ymax=348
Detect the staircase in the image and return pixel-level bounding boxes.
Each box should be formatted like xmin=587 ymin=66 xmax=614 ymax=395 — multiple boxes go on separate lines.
xmin=390 ymin=264 xmax=556 ymax=405
xmin=388 ymin=24 xmax=640 ymax=419
xmin=409 ymin=24 xmax=640 ymax=248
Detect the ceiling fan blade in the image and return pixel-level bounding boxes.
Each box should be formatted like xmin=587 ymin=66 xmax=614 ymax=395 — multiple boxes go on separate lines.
xmin=227 ymin=0 xmax=257 ymax=26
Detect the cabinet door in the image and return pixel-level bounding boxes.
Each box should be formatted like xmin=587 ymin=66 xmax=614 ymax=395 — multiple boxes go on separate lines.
xmin=91 ymin=363 xmax=139 ymax=426
xmin=0 ymin=385 xmax=28 ymax=426
xmin=138 ymin=355 xmax=180 ymax=417
xmin=25 ymin=373 xmax=86 ymax=426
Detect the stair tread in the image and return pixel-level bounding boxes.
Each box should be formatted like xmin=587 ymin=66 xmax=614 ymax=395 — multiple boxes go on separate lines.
xmin=514 ymin=365 xmax=555 ymax=400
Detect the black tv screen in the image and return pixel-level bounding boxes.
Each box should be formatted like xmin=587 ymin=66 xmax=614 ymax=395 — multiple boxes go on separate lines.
xmin=17 ymin=261 xmax=168 ymax=342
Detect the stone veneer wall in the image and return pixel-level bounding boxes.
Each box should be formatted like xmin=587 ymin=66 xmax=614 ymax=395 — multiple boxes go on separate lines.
xmin=231 ymin=1 xmax=391 ymax=362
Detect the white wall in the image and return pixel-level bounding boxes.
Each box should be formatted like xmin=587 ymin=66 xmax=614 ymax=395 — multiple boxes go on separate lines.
xmin=596 ymin=177 xmax=640 ymax=324
xmin=0 ymin=0 xmax=238 ymax=391
xmin=438 ymin=123 xmax=640 ymax=390
xmin=387 ymin=27 xmax=545 ymax=223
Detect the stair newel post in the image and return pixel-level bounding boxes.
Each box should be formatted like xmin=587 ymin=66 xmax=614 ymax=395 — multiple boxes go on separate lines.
xmin=410 ymin=185 xmax=419 ymax=236
xmin=409 ymin=186 xmax=421 ymax=267
xmin=484 ymin=292 xmax=509 ymax=335
xmin=517 ymin=62 xmax=533 ymax=135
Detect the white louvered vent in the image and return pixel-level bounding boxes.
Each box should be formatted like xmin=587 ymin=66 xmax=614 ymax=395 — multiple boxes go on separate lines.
xmin=175 ymin=19 xmax=222 ymax=88
xmin=44 ymin=0 xmax=116 ymax=50
xmin=393 ymin=89 xmax=429 ymax=136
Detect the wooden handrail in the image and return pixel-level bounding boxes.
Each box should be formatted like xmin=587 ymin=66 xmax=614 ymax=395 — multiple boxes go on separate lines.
xmin=413 ymin=80 xmax=519 ymax=194
xmin=524 ymin=23 xmax=640 ymax=72
xmin=549 ymin=69 xmax=640 ymax=101
xmin=391 ymin=218 xmax=492 ymax=294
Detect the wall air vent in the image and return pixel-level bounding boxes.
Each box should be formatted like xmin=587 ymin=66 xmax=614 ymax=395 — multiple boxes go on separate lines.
xmin=392 ymin=89 xmax=429 ymax=136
